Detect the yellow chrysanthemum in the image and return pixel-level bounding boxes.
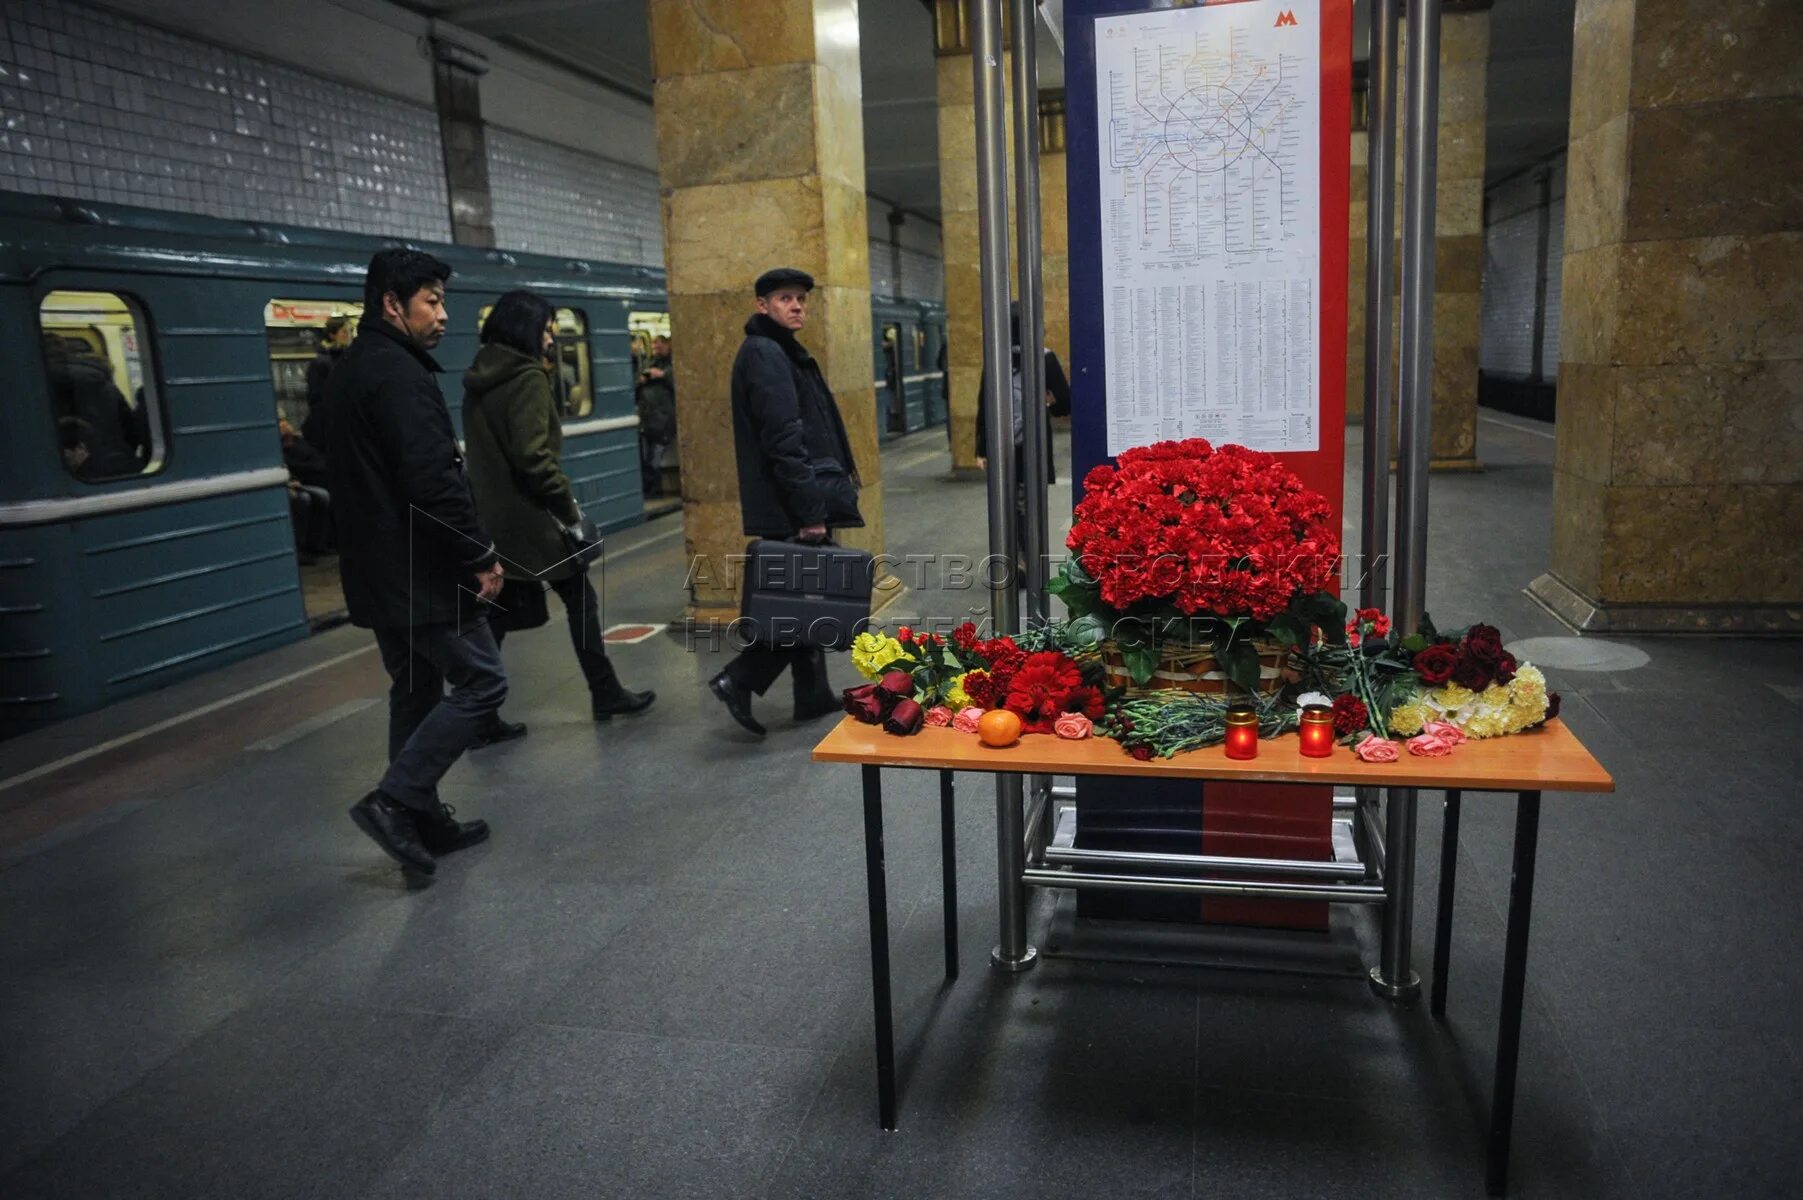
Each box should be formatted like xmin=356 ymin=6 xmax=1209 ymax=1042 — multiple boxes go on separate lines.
xmin=1464 ymin=712 xmax=1508 ymax=739
xmin=1510 ymin=664 xmax=1547 ymax=703
xmin=1432 ymin=683 xmax=1475 ymax=712
xmin=851 ymin=632 xmax=907 ymax=681
xmin=1480 ymin=684 xmax=1511 ymax=710
xmin=1388 ymin=699 xmax=1431 ymax=736
xmin=945 ymin=671 xmax=974 ymax=710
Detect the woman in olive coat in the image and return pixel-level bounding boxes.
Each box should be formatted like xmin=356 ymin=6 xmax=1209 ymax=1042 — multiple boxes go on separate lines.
xmin=462 ymin=290 xmax=653 ymax=729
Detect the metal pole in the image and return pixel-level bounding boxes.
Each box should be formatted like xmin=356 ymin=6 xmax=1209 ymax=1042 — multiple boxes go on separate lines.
xmin=1355 ymin=0 xmax=1402 ymax=894
xmin=1012 ymin=0 xmax=1049 ymax=625
xmin=1373 ymin=0 xmax=1441 ymax=1005
xmin=973 ymin=0 xmax=1035 ymax=973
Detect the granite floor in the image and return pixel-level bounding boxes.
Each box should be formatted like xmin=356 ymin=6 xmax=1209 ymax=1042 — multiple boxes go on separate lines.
xmin=2 ymin=415 xmax=1799 ymax=1198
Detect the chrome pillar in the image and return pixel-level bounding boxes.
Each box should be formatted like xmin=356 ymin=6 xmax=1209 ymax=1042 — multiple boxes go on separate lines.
xmin=1374 ymin=0 xmax=1441 ymax=1004
xmin=1012 ymin=0 xmax=1050 ymax=625
xmin=1360 ymin=0 xmax=1398 ymax=620
xmin=973 ymin=0 xmax=1035 ymax=973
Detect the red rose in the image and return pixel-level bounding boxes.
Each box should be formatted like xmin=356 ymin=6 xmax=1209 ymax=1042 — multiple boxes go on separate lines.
xmin=842 ymin=684 xmax=885 ymax=724
xmin=1450 ymin=654 xmax=1493 ymax=691
xmin=897 ymin=626 xmax=913 ymax=644
xmin=1494 ymin=652 xmax=1518 ymax=684
xmin=1330 ymin=694 xmax=1369 ymax=737
xmin=1414 ymin=643 xmax=1458 ymax=685
xmin=884 ymin=698 xmax=925 ymax=736
xmin=878 ymin=671 xmax=915 ymax=705
xmin=1464 ymin=624 xmax=1506 ymax=665
xmin=1546 ymin=692 xmax=1562 ymax=720
xmin=1129 ymin=744 xmax=1154 ymax=761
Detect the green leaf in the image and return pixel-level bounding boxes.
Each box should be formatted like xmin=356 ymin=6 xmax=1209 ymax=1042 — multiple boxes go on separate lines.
xmin=1418 ymin=611 xmax=1439 ymax=641
xmin=1400 ymin=633 xmax=1429 ymax=653
xmin=1215 ymin=634 xmax=1262 ymax=696
xmin=1264 ymin=613 xmax=1306 ymax=650
xmin=1068 ymin=612 xmax=1107 ymax=647
xmin=1121 ymin=640 xmax=1161 ymax=686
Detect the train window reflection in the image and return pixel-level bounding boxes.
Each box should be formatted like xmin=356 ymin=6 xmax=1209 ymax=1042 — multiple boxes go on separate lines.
xmin=40 ymin=290 xmax=166 ymax=483
xmin=476 ymin=305 xmax=593 ymax=420
xmin=265 ymin=299 xmax=362 ymax=431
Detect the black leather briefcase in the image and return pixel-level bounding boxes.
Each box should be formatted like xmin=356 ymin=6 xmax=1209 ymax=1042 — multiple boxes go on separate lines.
xmin=739 ymin=539 xmax=874 ymax=651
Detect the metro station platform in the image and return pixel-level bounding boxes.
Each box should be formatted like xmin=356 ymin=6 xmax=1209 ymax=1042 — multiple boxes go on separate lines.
xmin=2 ymin=416 xmax=1799 ymax=1199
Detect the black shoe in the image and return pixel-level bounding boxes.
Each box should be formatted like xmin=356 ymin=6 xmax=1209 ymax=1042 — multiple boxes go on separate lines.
xmin=793 ymin=693 xmax=841 ymax=722
xmin=415 ymin=800 xmax=490 ymax=856
xmin=348 ymin=790 xmax=436 ymax=874
xmin=471 ymin=716 xmax=528 ymax=748
xmin=708 ymin=671 xmax=766 ymax=737
xmin=593 ymin=688 xmax=656 ymax=721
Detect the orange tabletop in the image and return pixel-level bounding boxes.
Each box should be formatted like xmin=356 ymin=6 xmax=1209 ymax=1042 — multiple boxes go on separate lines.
xmin=813 ymin=716 xmax=1614 ymax=793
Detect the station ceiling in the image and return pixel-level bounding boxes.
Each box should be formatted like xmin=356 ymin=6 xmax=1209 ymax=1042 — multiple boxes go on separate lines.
xmin=409 ymin=0 xmax=1572 ymax=222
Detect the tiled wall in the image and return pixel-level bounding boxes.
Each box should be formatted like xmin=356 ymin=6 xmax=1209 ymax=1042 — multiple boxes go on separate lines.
xmin=867 ymin=240 xmax=945 ymax=304
xmin=1480 ymin=155 xmax=1566 ymax=383
xmin=486 ymin=126 xmax=662 ymax=267
xmin=0 ymin=0 xmax=450 ymax=240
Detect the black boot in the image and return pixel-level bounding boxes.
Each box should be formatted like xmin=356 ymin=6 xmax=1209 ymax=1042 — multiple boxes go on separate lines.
xmin=709 ymin=670 xmax=766 ymax=737
xmin=415 ymin=799 xmax=490 ymax=856
xmin=348 ymin=790 xmax=435 ymax=874
xmin=593 ymin=688 xmax=656 ymax=720
xmin=470 ymin=715 xmax=527 ymax=748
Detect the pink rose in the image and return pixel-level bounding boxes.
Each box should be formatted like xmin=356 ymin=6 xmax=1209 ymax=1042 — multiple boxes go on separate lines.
xmin=924 ymin=705 xmax=955 ymax=728
xmin=1422 ymin=719 xmax=1467 ymax=746
xmin=1053 ymin=712 xmax=1093 ymax=740
xmin=1407 ymin=733 xmax=1454 ymax=757
xmin=952 ymin=706 xmax=985 ymax=734
xmin=1354 ymin=734 xmax=1399 ymax=763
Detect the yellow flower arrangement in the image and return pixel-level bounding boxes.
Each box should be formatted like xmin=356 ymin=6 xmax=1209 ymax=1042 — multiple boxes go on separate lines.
xmin=851 ymin=632 xmax=908 ymax=681
xmin=1387 ymin=662 xmax=1550 ymax=740
xmin=944 ymin=671 xmax=975 ymax=710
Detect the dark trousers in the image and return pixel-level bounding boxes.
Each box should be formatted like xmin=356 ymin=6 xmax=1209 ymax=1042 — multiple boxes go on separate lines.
xmin=373 ymin=620 xmax=508 ymax=811
xmin=493 ymin=570 xmax=622 ymax=705
xmin=288 ymin=484 xmax=334 ymax=555
xmin=725 ymin=643 xmax=832 ymax=704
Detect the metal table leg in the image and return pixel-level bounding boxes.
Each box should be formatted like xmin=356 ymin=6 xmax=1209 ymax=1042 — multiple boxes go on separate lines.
xmin=1486 ymin=790 xmax=1541 ymax=1196
xmin=861 ymin=765 xmax=896 ymax=1130
xmin=940 ymin=769 xmax=959 ymax=981
xmin=1431 ymin=789 xmax=1462 ymax=1017
xmin=1371 ymin=786 xmax=1422 ymax=1000
xmin=991 ymin=773 xmax=1038 ymax=972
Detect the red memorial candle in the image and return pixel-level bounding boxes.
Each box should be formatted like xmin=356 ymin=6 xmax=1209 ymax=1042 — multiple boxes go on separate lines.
xmin=1298 ymin=704 xmax=1335 ymax=758
xmin=1224 ymin=704 xmax=1259 ymax=761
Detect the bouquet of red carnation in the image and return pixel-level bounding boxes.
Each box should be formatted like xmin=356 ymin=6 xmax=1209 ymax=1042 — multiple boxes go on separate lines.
xmin=1050 ymin=438 xmax=1347 ymax=692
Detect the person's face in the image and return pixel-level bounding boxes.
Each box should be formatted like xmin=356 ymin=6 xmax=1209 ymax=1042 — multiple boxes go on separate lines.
xmin=757 ymin=286 xmax=808 ymax=332
xmin=541 ymin=317 xmax=556 ymax=359
xmin=384 ymin=283 xmax=447 ymax=349
xmin=653 ymin=336 xmax=669 ymax=357
xmin=332 ymin=322 xmax=354 ymax=348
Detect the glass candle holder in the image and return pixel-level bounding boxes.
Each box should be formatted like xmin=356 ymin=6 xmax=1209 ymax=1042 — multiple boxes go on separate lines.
xmin=1298 ymin=704 xmax=1335 ymax=758
xmin=1224 ymin=704 xmax=1259 ymax=760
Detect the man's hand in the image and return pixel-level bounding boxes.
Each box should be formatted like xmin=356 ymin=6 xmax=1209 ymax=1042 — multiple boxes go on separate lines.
xmin=476 ymin=561 xmax=505 ymax=602
xmin=797 ymin=523 xmax=828 ymax=542
xmin=977 ymin=457 xmax=988 ymax=471
xmin=645 ymin=366 xmax=665 ymax=380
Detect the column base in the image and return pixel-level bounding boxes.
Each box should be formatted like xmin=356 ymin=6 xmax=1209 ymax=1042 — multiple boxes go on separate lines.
xmin=1526 ymin=572 xmax=1803 ymax=636
xmin=1369 ymin=965 xmax=1421 ymax=1002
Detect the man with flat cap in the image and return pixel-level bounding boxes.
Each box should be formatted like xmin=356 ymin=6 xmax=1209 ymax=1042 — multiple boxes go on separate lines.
xmin=708 ymin=267 xmax=863 ymax=737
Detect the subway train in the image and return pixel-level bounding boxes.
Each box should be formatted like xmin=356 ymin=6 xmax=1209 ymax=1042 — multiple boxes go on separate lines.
xmin=0 ymin=191 xmax=947 ymax=739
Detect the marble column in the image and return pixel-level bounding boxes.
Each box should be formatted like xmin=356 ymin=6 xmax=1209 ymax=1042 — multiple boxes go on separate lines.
xmin=648 ymin=0 xmax=884 ymax=624
xmin=1529 ymin=0 xmax=1803 ymax=634
xmin=935 ymin=0 xmax=1015 ymax=473
xmin=1039 ymin=89 xmax=1071 ymax=373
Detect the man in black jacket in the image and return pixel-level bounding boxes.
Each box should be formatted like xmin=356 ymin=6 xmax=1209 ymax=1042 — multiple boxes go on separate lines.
xmin=327 ymin=249 xmax=505 ymax=874
xmin=708 ymin=267 xmax=863 ymax=738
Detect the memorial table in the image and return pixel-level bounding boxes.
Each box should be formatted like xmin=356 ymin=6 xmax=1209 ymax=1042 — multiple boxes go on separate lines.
xmin=813 ymin=717 xmax=1614 ymax=1195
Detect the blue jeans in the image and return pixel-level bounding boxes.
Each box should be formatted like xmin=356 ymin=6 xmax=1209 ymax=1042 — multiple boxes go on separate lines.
xmin=373 ymin=620 xmax=508 ymax=811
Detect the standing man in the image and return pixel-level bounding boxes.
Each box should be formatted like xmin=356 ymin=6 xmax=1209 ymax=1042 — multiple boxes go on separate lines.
xmin=301 ymin=315 xmax=352 ymax=453
xmin=635 ymin=333 xmax=676 ymax=497
xmin=707 ymin=267 xmax=862 ymax=738
xmin=327 ymin=249 xmax=504 ymax=874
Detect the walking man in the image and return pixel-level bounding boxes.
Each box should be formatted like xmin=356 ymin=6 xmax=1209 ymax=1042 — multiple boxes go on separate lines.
xmin=327 ymin=249 xmax=504 ymax=874
xmin=707 ymin=267 xmax=863 ymax=737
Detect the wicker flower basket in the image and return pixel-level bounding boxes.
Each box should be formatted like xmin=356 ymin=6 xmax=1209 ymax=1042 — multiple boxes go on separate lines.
xmin=1100 ymin=638 xmax=1292 ymax=698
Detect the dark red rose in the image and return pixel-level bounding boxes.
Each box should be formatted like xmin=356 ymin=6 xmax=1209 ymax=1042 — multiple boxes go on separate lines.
xmin=1464 ymin=624 xmax=1505 ymax=664
xmin=1129 ymin=744 xmax=1154 ymax=761
xmin=1414 ymin=643 xmax=1459 ymax=685
xmin=1450 ymin=653 xmax=1493 ymax=691
xmin=884 ymin=698 xmax=925 ymax=736
xmin=843 ymin=684 xmax=886 ymax=724
xmin=1330 ymin=694 xmax=1369 ymax=737
xmin=878 ymin=670 xmax=915 ymax=705
xmin=1494 ymin=652 xmax=1518 ymax=684
xmin=1546 ymin=692 xmax=1561 ymax=720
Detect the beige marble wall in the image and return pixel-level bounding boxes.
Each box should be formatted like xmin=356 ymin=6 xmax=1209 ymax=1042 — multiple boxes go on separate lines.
xmin=1346 ymin=124 xmax=1369 ymax=422
xmin=1040 ymin=94 xmax=1071 ymax=381
xmin=649 ymin=0 xmax=882 ymax=621
xmin=1532 ymin=0 xmax=1803 ymax=632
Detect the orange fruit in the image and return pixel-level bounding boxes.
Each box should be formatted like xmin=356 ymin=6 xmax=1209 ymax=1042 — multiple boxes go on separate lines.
xmin=978 ymin=709 xmax=1022 ymax=747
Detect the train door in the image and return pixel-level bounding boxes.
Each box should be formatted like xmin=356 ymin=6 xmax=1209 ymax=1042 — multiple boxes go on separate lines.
xmin=880 ymin=322 xmax=905 ymax=437
xmin=263 ymin=298 xmax=361 ymax=627
xmin=628 ymin=310 xmax=675 ymax=504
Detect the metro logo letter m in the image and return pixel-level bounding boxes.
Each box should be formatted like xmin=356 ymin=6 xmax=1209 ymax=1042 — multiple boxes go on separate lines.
xmin=1275 ymin=10 xmax=1299 ymax=27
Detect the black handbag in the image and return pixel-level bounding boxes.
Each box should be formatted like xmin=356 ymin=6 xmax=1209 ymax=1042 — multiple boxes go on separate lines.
xmin=560 ymin=515 xmax=604 ymax=568
xmin=489 ymin=577 xmax=550 ymax=633
xmin=739 ymin=538 xmax=874 ymax=651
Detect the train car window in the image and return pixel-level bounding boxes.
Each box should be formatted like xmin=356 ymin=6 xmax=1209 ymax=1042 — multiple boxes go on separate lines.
xmin=39 ymin=290 xmax=167 ymax=483
xmin=475 ymin=305 xmax=594 ymax=421
xmin=914 ymin=326 xmax=927 ymax=372
xmin=628 ymin=310 xmax=672 ymax=376
xmin=264 ymin=300 xmax=363 ymax=430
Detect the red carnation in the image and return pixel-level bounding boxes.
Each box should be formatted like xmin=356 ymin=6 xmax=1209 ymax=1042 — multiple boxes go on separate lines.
xmin=897 ymin=626 xmax=913 ymax=644
xmin=1330 ymin=694 xmax=1369 ymax=737
xmin=1129 ymin=744 xmax=1154 ymax=761
xmin=1414 ymin=643 xmax=1458 ymax=685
